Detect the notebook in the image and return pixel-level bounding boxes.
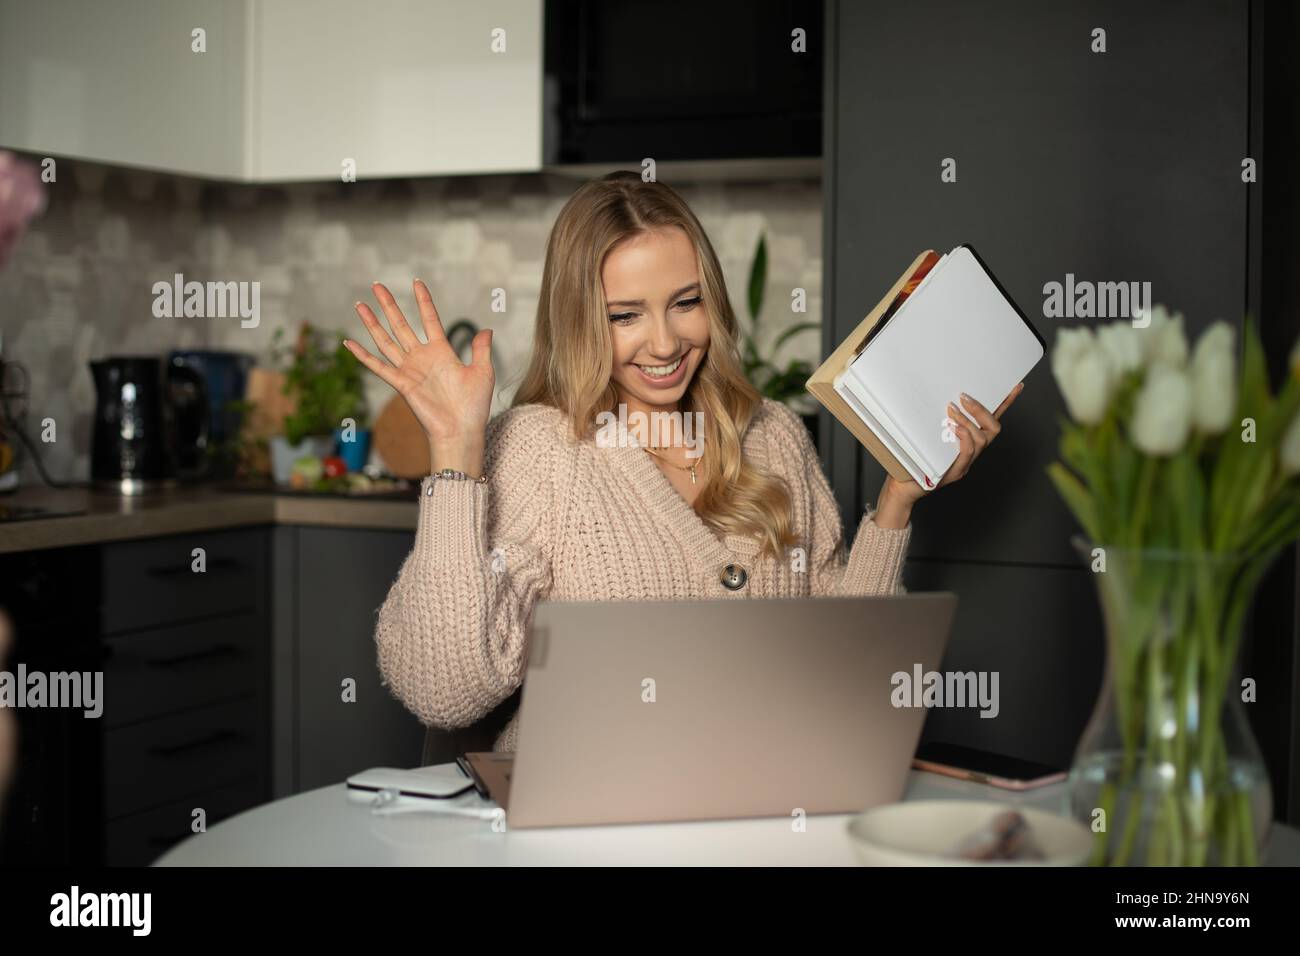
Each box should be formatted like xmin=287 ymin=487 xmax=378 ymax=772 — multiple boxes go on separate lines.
xmin=806 ymin=244 xmax=1045 ymax=488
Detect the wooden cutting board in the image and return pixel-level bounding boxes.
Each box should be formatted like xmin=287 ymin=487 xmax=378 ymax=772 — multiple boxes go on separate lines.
xmin=372 ymin=396 xmax=430 ymax=478
xmin=244 ymin=368 xmax=296 ymax=440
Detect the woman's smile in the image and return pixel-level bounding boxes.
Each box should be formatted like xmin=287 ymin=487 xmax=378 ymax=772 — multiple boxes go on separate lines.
xmin=632 ymin=350 xmax=690 ymax=387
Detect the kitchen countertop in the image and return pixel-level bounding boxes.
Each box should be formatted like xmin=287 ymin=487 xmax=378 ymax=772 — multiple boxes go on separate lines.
xmin=0 ymin=484 xmax=420 ymax=554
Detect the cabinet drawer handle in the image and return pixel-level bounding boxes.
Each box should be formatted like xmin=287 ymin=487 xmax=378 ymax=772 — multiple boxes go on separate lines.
xmin=145 ymin=644 xmax=241 ymax=669
xmin=145 ymin=557 xmax=242 ymax=577
xmin=148 ymin=730 xmax=242 ymax=758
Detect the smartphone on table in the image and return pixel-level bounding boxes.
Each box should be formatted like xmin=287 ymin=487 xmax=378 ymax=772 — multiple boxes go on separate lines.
xmin=913 ymin=741 xmax=1066 ymax=791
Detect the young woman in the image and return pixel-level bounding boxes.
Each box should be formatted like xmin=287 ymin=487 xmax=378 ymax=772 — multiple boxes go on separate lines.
xmin=345 ymin=171 xmax=1020 ymax=752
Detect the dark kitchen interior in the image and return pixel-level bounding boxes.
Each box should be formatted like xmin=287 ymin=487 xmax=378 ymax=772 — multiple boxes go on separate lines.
xmin=1 ymin=0 xmax=1299 ymax=882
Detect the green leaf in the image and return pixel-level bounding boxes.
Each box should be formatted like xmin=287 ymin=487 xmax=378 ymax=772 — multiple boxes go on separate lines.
xmin=276 ymin=325 xmax=369 ymax=440
xmin=770 ymin=321 xmax=819 ymax=359
xmin=1047 ymin=462 xmax=1101 ymax=542
xmin=1239 ymin=488 xmax=1300 ymax=555
xmin=1210 ymin=321 xmax=1264 ymax=548
xmin=1059 ymin=420 xmax=1091 ymax=477
xmin=1168 ymin=449 xmax=1204 ymax=552
xmin=1129 ymin=455 xmax=1159 ymax=549
xmin=1241 ymin=317 xmax=1270 ymax=417
xmin=762 ymin=360 xmax=814 ymax=402
xmin=1112 ymin=428 xmax=1139 ymax=543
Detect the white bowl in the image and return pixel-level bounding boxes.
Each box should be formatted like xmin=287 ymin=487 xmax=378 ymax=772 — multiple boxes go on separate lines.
xmin=846 ymin=800 xmax=1093 ymax=866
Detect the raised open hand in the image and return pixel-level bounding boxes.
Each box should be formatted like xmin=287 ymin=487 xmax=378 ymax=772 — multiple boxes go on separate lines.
xmin=345 ymin=280 xmax=494 ymax=472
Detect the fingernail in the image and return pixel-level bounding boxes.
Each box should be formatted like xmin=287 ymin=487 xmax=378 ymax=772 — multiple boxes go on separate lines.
xmin=1018 ymin=382 xmax=1026 ymax=391
xmin=960 ymin=392 xmax=972 ymax=402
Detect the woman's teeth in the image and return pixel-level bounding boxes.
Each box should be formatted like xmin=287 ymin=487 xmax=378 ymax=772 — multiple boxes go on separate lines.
xmin=637 ymin=356 xmax=683 ymax=378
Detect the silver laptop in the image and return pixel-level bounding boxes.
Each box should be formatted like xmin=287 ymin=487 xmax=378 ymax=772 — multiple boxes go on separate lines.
xmin=460 ymin=593 xmax=957 ymax=828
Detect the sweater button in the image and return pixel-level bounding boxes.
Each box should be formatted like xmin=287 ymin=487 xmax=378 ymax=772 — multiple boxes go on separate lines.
xmin=720 ymin=563 xmax=748 ymax=591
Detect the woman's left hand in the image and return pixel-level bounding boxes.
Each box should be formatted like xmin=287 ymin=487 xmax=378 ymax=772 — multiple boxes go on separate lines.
xmin=876 ymin=382 xmax=1026 ymax=518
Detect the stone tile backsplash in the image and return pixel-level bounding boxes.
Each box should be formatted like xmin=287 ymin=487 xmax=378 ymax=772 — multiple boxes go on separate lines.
xmin=0 ymin=158 xmax=823 ymax=483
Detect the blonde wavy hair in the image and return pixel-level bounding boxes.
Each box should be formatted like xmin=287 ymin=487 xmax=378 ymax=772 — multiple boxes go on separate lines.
xmin=512 ymin=171 xmax=798 ymax=560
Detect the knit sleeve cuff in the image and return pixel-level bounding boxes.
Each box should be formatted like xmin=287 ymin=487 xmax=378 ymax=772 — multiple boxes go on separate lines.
xmin=412 ymin=475 xmax=490 ymax=569
xmin=845 ymin=509 xmax=912 ymax=595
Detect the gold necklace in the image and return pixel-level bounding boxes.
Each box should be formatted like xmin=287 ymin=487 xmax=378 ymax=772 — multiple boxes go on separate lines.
xmin=643 ymin=446 xmax=703 ymax=485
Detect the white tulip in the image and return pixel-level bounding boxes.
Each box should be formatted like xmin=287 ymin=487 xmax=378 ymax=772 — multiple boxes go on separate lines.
xmin=1098 ymin=322 xmax=1143 ymax=377
xmin=1130 ymin=363 xmax=1193 ymax=456
xmin=1051 ymin=326 xmax=1114 ymax=425
xmin=1137 ymin=305 xmax=1190 ymax=368
xmin=1190 ymin=321 xmax=1236 ymax=435
xmin=1282 ymin=413 xmax=1300 ymax=476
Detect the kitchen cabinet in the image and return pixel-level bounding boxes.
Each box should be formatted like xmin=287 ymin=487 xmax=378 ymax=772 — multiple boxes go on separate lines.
xmin=251 ymin=0 xmax=541 ymax=180
xmin=0 ymin=546 xmax=103 ymax=866
xmin=826 ymin=0 xmax=1250 ymax=568
xmin=0 ymin=0 xmax=248 ymax=180
xmin=97 ymin=528 xmax=271 ymax=864
xmin=823 ymin=0 xmax=1299 ymax=819
xmin=0 ymin=527 xmax=272 ymax=866
xmin=823 ymin=0 xmax=1246 ymax=762
xmin=544 ymin=0 xmax=822 ymax=165
xmin=0 ymin=0 xmax=542 ymax=181
xmin=273 ymin=525 xmax=427 ymax=794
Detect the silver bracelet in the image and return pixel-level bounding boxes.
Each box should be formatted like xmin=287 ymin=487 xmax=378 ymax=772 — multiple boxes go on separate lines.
xmin=424 ymin=468 xmax=488 ymax=493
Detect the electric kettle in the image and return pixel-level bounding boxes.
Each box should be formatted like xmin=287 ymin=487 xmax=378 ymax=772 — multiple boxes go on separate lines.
xmin=89 ymin=357 xmax=208 ymax=493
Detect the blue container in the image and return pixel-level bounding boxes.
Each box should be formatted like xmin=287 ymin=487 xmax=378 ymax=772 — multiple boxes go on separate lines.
xmin=334 ymin=427 xmax=371 ymax=472
xmin=168 ymin=350 xmax=255 ymax=444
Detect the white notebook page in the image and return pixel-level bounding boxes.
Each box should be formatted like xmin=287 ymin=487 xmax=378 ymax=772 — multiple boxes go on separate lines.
xmin=836 ymin=246 xmax=1043 ymax=486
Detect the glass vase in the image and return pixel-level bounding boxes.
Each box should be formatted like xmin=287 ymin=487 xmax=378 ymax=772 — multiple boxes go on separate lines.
xmin=1068 ymin=537 xmax=1274 ymax=866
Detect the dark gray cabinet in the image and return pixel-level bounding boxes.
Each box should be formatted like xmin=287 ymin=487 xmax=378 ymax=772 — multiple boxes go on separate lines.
xmin=822 ymin=0 xmax=1262 ymax=779
xmin=0 ymin=546 xmax=102 ymax=866
xmin=98 ymin=528 xmax=271 ymax=865
xmin=273 ymin=526 xmax=427 ymax=794
xmin=0 ymin=531 xmax=272 ymax=866
xmin=826 ymin=0 xmax=1249 ymax=566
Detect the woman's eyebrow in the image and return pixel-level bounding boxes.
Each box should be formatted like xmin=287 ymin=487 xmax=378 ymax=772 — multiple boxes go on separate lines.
xmin=606 ymin=282 xmax=701 ymax=308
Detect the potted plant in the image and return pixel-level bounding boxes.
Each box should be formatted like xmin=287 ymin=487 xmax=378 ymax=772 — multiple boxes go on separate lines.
xmin=1048 ymin=306 xmax=1300 ymax=865
xmin=740 ymin=235 xmax=821 ymax=445
xmin=268 ymin=323 xmax=371 ymax=484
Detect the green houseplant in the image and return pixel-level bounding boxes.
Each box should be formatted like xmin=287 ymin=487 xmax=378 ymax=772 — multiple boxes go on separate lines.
xmin=1048 ymin=306 xmax=1300 ymax=865
xmin=741 ymin=235 xmax=820 ymax=417
xmin=273 ymin=323 xmax=370 ymax=444
xmin=268 ymin=323 xmax=370 ymax=483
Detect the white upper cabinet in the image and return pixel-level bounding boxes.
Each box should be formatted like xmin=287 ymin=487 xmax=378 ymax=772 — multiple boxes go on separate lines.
xmin=0 ymin=0 xmax=249 ymax=179
xmin=0 ymin=0 xmax=542 ymax=181
xmin=250 ymin=0 xmax=541 ymax=180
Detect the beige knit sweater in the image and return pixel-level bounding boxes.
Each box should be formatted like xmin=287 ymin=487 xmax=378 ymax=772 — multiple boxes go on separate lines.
xmin=374 ymin=397 xmax=912 ymax=753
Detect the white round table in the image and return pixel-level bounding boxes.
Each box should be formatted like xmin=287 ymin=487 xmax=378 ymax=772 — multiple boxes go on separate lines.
xmin=155 ymin=765 xmax=1300 ymax=866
